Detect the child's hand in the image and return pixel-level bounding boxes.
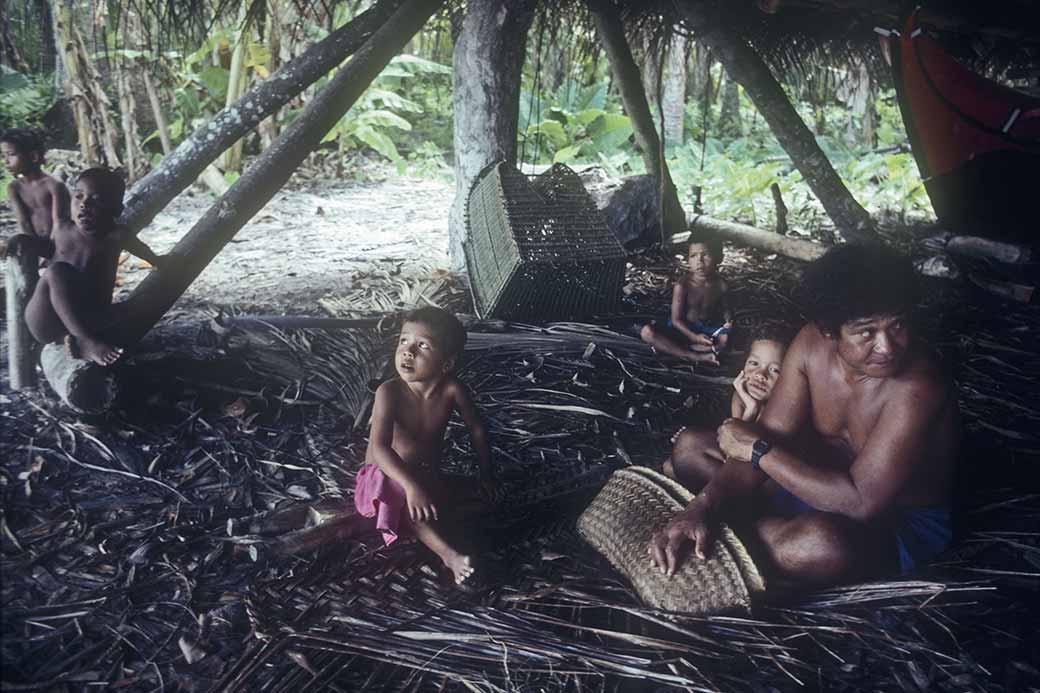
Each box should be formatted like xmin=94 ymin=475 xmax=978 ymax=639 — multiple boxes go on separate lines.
xmin=406 ymin=484 xmax=438 ymax=523
xmin=734 ymin=370 xmax=755 ymax=404
xmin=690 ymin=333 xmax=715 ymax=347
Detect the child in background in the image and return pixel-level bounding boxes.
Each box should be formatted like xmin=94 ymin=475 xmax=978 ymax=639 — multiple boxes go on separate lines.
xmin=663 ymin=331 xmax=788 ymax=489
xmin=2 ymin=128 xmax=70 ymax=243
xmin=13 ymin=168 xmax=165 ymax=365
xmin=641 ymin=236 xmax=732 ymax=365
xmin=354 ymin=307 xmax=495 ymax=586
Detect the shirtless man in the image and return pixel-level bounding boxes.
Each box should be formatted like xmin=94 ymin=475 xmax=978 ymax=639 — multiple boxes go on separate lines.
xmin=650 ymin=245 xmax=959 ymax=586
xmin=641 ymin=237 xmax=733 ymax=365
xmin=2 ymin=128 xmax=69 ymax=242
xmin=354 ymin=306 xmax=496 ymax=585
xmin=10 ymin=168 xmax=164 ymax=365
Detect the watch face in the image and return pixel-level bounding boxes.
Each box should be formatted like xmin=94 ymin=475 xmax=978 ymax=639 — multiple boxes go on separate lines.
xmin=753 ymin=439 xmax=771 ymax=455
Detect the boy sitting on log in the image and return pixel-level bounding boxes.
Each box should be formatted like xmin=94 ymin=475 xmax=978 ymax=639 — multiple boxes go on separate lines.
xmin=664 ymin=328 xmax=789 ymax=487
xmin=1 ymin=128 xmax=69 ymax=246
xmin=641 ymin=236 xmax=733 ymax=365
xmin=354 ymin=307 xmax=496 ymax=586
xmin=7 ymin=167 xmax=165 ymax=366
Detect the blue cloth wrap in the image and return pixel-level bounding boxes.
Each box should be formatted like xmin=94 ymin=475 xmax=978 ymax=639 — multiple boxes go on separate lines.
xmin=665 ymin=319 xmax=730 ymax=337
xmin=769 ymin=487 xmax=952 ymax=575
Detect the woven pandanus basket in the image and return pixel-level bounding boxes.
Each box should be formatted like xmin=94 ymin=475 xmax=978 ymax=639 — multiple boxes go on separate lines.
xmin=463 ymin=161 xmax=626 ymax=321
xmin=578 ymin=466 xmax=766 ymax=615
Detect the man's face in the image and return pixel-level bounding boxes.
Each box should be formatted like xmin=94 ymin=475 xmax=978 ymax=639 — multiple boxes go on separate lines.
xmin=835 ymin=314 xmax=910 ymax=378
xmin=1 ymin=142 xmax=34 ymax=176
xmin=687 ymin=243 xmax=719 ymax=278
xmin=71 ymin=177 xmax=119 ymax=235
xmin=396 ymin=321 xmax=452 ymax=383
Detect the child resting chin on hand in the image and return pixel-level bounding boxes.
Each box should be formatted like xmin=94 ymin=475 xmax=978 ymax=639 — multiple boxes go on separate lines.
xmin=663 ymin=332 xmax=789 ymax=490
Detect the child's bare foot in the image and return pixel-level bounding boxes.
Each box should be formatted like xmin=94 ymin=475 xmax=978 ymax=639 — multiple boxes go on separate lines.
xmin=443 ymin=552 xmax=475 ymax=585
xmin=73 ymin=335 xmax=123 ymax=366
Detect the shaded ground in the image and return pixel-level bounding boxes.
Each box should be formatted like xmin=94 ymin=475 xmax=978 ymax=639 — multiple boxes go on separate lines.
xmin=2 ymin=177 xmax=1040 ymax=691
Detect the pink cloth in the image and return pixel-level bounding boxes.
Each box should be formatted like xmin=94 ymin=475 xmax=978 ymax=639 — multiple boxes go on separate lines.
xmin=354 ymin=464 xmax=410 ymax=546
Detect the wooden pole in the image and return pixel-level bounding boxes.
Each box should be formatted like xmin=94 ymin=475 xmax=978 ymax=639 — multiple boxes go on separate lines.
xmin=220 ymin=4 xmax=251 ymax=173
xmin=5 ymin=242 xmax=39 ymax=390
xmin=111 ymin=0 xmax=444 ymax=345
xmin=673 ymin=213 xmax=828 ymax=262
xmin=39 ymin=343 xmax=117 ymax=414
xmin=674 ymin=1 xmax=876 ymax=243
xmin=120 ymin=0 xmax=405 ymax=237
xmin=588 ymin=0 xmax=686 ymax=247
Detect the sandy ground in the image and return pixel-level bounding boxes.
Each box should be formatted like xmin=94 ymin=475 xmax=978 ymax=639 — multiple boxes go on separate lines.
xmin=109 ymin=176 xmax=455 ymax=313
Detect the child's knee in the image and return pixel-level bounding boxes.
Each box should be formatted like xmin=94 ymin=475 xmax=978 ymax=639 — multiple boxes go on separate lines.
xmin=674 ymin=427 xmax=713 ymax=455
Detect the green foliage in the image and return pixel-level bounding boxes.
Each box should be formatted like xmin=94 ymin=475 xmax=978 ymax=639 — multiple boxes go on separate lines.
xmin=0 ymin=66 xmax=56 ymax=131
xmin=321 ymin=54 xmax=452 ymax=164
xmin=518 ymin=80 xmax=635 ymax=166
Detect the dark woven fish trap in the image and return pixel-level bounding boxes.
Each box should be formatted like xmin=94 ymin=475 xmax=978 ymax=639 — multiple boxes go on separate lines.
xmin=578 ymin=466 xmax=766 ymax=615
xmin=464 ymin=160 xmax=626 ymax=321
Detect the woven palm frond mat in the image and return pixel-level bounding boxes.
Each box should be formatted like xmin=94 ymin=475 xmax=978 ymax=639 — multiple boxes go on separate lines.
xmin=578 ymin=466 xmax=765 ymax=615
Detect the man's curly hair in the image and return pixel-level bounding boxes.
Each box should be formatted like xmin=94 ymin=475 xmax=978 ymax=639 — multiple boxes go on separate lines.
xmin=797 ymin=244 xmax=919 ymax=336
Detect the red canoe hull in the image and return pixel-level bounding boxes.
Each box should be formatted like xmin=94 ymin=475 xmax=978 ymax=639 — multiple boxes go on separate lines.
xmin=890 ymin=12 xmax=1040 ymax=242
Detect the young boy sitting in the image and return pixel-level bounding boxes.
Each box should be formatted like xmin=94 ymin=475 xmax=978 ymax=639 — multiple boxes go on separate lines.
xmin=354 ymin=306 xmax=495 ymax=586
xmin=2 ymin=128 xmax=70 ymax=243
xmin=10 ymin=168 xmax=165 ymax=366
xmin=663 ymin=330 xmax=788 ymax=490
xmin=641 ymin=236 xmax=732 ymax=365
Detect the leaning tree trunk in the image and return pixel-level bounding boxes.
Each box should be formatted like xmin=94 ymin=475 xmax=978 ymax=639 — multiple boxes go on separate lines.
xmin=447 ymin=0 xmax=538 ymax=271
xmin=589 ymin=0 xmax=686 ymax=247
xmin=6 ymin=243 xmax=40 ymax=390
xmin=661 ymin=33 xmax=688 ymax=146
xmin=110 ymin=0 xmax=443 ymax=345
xmin=675 ymin=2 xmax=875 ymax=242
xmin=120 ymin=0 xmax=405 ymax=238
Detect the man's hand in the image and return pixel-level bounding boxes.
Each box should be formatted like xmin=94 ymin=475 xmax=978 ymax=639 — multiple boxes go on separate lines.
xmin=405 ymin=484 xmax=438 ymax=523
xmin=688 ymin=332 xmax=715 ymax=347
xmin=717 ymin=418 xmax=759 ymax=463
xmin=648 ymin=501 xmax=714 ymax=575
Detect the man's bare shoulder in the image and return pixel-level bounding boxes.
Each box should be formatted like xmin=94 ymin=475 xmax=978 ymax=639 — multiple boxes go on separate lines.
xmin=889 ymin=348 xmax=955 ymax=409
xmin=787 ymin=323 xmax=828 ymax=365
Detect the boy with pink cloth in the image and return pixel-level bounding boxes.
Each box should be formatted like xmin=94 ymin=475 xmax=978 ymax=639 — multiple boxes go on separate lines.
xmin=354 ymin=306 xmax=495 ymax=586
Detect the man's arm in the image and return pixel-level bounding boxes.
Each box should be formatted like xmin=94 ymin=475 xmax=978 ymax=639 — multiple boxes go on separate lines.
xmin=757 ymin=323 xmax=815 ymax=442
xmin=756 ymin=382 xmax=949 ymax=521
xmin=451 ymin=381 xmax=493 ymax=482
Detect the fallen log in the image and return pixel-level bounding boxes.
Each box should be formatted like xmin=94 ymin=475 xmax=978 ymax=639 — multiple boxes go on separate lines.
xmin=39 ymin=343 xmax=117 ymax=414
xmin=5 ymin=242 xmax=39 ymax=390
xmin=946 ymin=235 xmax=1032 ymax=265
xmin=673 ymin=213 xmax=828 ymax=262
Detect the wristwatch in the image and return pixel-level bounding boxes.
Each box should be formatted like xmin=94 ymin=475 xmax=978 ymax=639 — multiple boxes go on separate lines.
xmin=750 ymin=438 xmax=772 ymax=471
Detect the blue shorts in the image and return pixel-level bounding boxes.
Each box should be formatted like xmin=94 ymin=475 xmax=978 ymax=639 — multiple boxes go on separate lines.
xmin=769 ymin=487 xmax=952 ymax=575
xmin=665 ymin=318 xmax=730 ymax=339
